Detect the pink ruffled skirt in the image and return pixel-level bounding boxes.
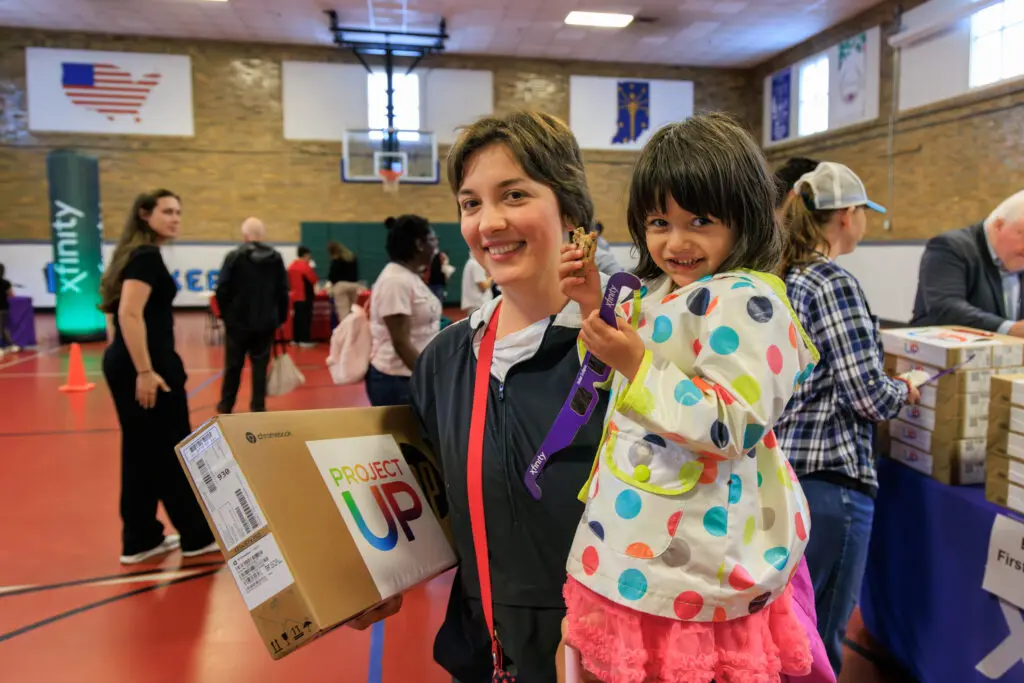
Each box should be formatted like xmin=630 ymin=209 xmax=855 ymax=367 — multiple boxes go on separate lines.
xmin=564 ymin=577 xmax=812 ymax=683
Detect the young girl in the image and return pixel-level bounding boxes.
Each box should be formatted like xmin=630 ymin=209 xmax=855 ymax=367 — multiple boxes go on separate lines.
xmin=559 ymin=114 xmax=821 ymax=683
xmin=774 ymin=161 xmax=918 ymax=674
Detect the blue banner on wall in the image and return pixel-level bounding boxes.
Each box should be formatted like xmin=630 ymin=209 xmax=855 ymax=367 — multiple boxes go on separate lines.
xmin=612 ymin=81 xmax=650 ymax=145
xmin=770 ymin=69 xmax=791 ymax=142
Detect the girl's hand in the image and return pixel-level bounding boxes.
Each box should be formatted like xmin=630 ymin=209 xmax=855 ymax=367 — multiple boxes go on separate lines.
xmin=580 ymin=310 xmax=645 ymax=382
xmin=559 ymin=243 xmax=602 ymax=318
xmin=136 ymin=370 xmax=170 ymax=409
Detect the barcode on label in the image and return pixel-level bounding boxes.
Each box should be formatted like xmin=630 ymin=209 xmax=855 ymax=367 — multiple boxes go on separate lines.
xmin=235 ymin=550 xmax=266 ymax=591
xmin=189 ymin=430 xmax=215 ymax=456
xmin=197 ymin=458 xmax=216 ymax=494
xmin=236 ymin=488 xmax=258 ymax=533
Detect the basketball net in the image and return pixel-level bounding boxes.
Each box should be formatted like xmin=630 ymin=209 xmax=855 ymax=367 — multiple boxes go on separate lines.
xmin=379 ymin=169 xmax=402 ymax=194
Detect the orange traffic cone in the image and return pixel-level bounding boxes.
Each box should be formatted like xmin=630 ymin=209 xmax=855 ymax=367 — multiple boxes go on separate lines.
xmin=59 ymin=342 xmax=96 ymax=392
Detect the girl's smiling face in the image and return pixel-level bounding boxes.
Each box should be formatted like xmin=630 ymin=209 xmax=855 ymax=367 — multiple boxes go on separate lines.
xmin=645 ymin=195 xmax=736 ymax=288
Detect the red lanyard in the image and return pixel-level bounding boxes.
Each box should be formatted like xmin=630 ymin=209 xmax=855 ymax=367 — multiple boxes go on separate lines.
xmin=467 ymin=303 xmax=513 ymax=679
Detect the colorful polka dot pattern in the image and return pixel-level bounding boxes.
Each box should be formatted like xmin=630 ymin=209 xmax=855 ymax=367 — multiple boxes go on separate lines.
xmin=703 ymin=507 xmax=728 ymax=537
xmin=674 ymin=379 xmax=703 ymax=406
xmin=687 ymin=288 xmax=711 ymax=315
xmin=573 ymin=273 xmax=812 ymax=622
xmin=709 ymin=326 xmax=740 ymax=355
xmin=652 ymin=315 xmax=673 ymax=343
xmin=746 ymin=296 xmax=774 ymax=323
xmin=615 ymin=490 xmax=642 ymax=519
xmin=743 ymin=424 xmax=765 ymax=449
xmin=618 ymin=569 xmax=648 ymax=600
xmin=728 ymin=474 xmax=742 ymax=504
xmin=674 ymin=591 xmax=704 ymax=619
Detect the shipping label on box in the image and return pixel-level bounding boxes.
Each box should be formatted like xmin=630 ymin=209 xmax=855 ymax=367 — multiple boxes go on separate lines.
xmin=306 ymin=435 xmax=456 ymax=600
xmin=179 ymin=423 xmax=267 ymax=551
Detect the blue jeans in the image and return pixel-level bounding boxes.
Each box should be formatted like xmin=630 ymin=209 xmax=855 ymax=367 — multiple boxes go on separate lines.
xmin=800 ymin=479 xmax=875 ymax=676
xmin=364 ymin=365 xmax=411 ymax=407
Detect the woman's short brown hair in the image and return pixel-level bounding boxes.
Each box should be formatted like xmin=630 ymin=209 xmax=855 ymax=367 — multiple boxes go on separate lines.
xmin=445 ymin=110 xmax=593 ymax=229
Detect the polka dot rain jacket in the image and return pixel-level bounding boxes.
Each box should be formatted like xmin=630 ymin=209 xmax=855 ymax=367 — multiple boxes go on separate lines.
xmin=567 ymin=270 xmax=821 ymax=622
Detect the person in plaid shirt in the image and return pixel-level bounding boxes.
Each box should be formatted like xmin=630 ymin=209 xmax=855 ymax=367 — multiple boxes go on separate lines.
xmin=774 ymin=162 xmax=920 ymax=675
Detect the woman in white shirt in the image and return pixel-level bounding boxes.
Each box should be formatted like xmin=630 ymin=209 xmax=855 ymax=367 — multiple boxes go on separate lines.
xmin=366 ymin=215 xmax=442 ymax=406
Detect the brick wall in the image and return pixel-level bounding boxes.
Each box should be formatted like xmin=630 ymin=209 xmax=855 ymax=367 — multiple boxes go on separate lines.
xmin=754 ymin=0 xmax=1024 ymax=240
xmin=0 ymin=28 xmax=753 ymax=244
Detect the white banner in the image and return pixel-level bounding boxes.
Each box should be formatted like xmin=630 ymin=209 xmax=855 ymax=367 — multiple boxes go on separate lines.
xmin=569 ymin=76 xmax=694 ymax=151
xmin=26 ymin=47 xmax=194 ymax=136
xmin=0 ymin=242 xmax=298 ymax=308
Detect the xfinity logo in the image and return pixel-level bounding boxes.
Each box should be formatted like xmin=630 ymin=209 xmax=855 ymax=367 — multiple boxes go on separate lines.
xmin=246 ymin=430 xmax=291 ymax=443
xmin=528 ymin=453 xmax=548 ymax=476
xmin=52 ymin=200 xmax=89 ymax=294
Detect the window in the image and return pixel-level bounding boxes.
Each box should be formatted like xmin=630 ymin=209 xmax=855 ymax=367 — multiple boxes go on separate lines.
xmin=798 ymin=55 xmax=830 ymax=137
xmin=367 ymin=72 xmax=420 ymax=141
xmin=970 ymin=0 xmax=1024 ymax=88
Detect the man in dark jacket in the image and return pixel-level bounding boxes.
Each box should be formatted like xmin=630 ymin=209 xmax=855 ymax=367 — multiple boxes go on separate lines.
xmin=215 ymin=217 xmax=289 ymax=413
xmin=911 ymin=190 xmax=1024 ymax=335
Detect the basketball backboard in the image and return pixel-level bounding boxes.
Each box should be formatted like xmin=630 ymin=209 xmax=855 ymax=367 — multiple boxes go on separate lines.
xmin=341 ymin=129 xmax=439 ymax=187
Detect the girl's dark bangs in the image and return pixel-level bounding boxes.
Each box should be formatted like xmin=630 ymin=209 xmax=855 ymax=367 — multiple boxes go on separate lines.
xmin=633 ymin=141 xmax=732 ymax=226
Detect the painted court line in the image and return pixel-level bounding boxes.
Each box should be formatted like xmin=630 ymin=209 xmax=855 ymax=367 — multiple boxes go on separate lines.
xmin=0 ymin=567 xmax=224 ymax=644
xmin=0 ymin=560 xmax=225 ymax=599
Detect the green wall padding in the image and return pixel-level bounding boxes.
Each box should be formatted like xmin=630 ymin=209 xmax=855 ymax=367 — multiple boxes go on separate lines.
xmin=299 ymin=221 xmax=468 ymax=306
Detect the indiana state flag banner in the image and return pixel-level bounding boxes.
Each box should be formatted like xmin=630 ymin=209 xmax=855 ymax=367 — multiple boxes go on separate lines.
xmin=26 ymin=47 xmax=194 ymax=136
xmin=612 ymin=81 xmax=650 ymax=145
xmin=569 ymin=76 xmax=693 ymax=151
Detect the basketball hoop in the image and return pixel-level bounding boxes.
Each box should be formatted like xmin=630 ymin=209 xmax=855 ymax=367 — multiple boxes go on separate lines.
xmin=379 ymin=169 xmax=402 ymax=194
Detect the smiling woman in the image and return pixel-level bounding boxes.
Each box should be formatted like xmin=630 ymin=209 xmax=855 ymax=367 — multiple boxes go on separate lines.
xmin=351 ymin=111 xmax=609 ymax=683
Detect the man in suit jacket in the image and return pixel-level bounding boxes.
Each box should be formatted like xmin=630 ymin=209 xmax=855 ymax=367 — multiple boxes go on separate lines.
xmin=911 ymin=190 xmax=1024 ymax=335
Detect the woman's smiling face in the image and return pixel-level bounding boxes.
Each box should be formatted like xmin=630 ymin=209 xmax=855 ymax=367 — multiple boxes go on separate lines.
xmin=457 ymin=143 xmax=570 ymax=292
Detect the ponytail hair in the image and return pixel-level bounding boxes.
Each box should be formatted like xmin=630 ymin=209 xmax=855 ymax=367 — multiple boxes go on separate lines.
xmin=778 ymin=184 xmax=837 ymax=276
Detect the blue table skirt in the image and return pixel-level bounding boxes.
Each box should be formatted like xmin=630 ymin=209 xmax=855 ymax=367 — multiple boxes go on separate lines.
xmin=861 ymin=458 xmax=1024 ymax=682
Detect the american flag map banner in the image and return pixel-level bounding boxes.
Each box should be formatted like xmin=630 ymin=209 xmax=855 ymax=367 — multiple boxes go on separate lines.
xmin=26 ymin=48 xmax=194 ymax=136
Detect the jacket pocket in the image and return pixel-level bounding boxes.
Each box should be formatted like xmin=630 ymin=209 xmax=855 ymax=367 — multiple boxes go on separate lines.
xmin=583 ymin=429 xmax=702 ymax=560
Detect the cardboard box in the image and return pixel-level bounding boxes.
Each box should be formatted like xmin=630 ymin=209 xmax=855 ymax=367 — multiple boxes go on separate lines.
xmin=880 ymin=326 xmax=1024 ymax=369
xmin=889 ymin=439 xmax=985 ymax=485
xmin=890 ymin=356 xmax=995 ymax=396
xmin=987 ymin=453 xmax=1024 ymax=489
xmin=175 ymin=407 xmax=456 ymax=660
xmin=896 ymin=403 xmax=987 ymax=439
xmin=986 ymin=474 xmax=1024 ymax=515
xmin=989 ymin=374 xmax=1024 ymax=409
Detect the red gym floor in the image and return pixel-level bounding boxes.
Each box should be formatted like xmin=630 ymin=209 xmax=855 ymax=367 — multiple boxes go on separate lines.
xmin=0 ymin=312 xmax=910 ymax=683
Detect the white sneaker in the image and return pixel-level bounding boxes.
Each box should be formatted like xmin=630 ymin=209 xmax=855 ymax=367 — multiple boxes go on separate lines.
xmin=120 ymin=534 xmax=181 ymax=565
xmin=182 ymin=541 xmax=222 ymax=558
xmin=9 ymin=345 xmax=20 ymax=353
xmin=298 ymin=342 xmax=316 ymax=349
